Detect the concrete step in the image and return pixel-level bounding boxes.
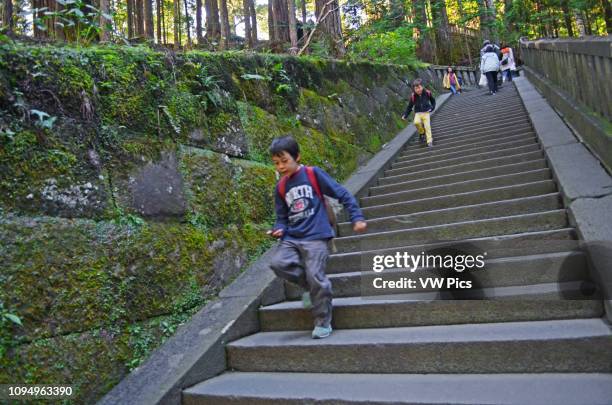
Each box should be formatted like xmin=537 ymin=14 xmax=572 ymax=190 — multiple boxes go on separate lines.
xmin=432 ymin=109 xmax=528 ymax=132
xmin=427 ymin=120 xmax=532 ymax=140
xmin=361 ymin=169 xmax=552 ymax=208
xmin=432 ymin=116 xmax=530 ymax=136
xmin=286 ymin=251 xmax=588 ymax=298
xmin=343 ymin=193 xmax=561 ymax=236
xmin=403 ymin=127 xmax=535 ymax=154
xmin=390 ymin=143 xmax=541 ymax=173
xmin=184 ymin=372 xmax=612 ymax=405
xmin=372 ymin=160 xmax=547 ymax=192
xmin=385 ymin=143 xmax=543 ymax=177
xmin=362 ymin=180 xmax=557 ymax=221
xmin=380 ymin=150 xmax=544 ymax=183
xmin=261 ymin=282 xmax=602 ymax=331
xmin=328 ymin=228 xmax=578 ymax=271
xmin=335 ymin=209 xmax=567 ymax=253
xmin=433 ymin=103 xmax=526 ymax=121
xmin=227 ymin=318 xmax=612 ymax=373
xmin=395 ymin=135 xmax=538 ymax=165
xmin=436 ymin=101 xmax=526 ymax=117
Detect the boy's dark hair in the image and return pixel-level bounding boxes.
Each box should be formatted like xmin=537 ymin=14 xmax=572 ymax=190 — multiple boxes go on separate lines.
xmin=412 ymin=78 xmax=423 ymax=88
xmin=269 ymin=135 xmax=300 ymax=160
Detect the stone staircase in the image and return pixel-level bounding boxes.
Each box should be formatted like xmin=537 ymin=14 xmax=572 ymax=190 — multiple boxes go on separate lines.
xmin=183 ymin=85 xmax=612 ymax=404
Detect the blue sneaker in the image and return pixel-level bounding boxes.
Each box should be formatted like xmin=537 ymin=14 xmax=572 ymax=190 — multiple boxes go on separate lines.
xmin=302 ymin=292 xmax=312 ymax=309
xmin=312 ymin=325 xmax=333 ymax=339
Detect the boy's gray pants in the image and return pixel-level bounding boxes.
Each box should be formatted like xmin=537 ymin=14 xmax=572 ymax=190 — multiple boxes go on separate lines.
xmin=269 ymin=239 xmax=333 ymax=327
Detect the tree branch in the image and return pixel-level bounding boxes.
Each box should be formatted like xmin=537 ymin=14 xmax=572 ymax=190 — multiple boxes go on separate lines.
xmin=297 ymin=0 xmax=338 ymax=56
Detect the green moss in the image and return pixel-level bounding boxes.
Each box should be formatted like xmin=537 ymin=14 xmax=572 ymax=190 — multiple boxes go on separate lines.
xmin=180 ymin=146 xmax=276 ymax=228
xmin=0 ymin=42 xmax=424 ymax=403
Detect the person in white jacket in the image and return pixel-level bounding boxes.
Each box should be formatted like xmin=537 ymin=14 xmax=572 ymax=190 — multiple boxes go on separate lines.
xmin=500 ymin=43 xmax=516 ymax=82
xmin=480 ymin=45 xmax=500 ymax=95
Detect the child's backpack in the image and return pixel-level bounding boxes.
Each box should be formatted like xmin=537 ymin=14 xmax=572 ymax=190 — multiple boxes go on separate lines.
xmin=278 ymin=166 xmax=338 ymax=249
xmin=410 ymin=89 xmax=432 ymax=104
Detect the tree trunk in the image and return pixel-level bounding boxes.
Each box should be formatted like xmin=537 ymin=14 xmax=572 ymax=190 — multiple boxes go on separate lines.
xmin=431 ymin=0 xmax=450 ymax=65
xmin=584 ymin=9 xmax=593 ymax=35
xmin=99 ymin=0 xmax=111 ymax=41
xmin=549 ymin=7 xmax=558 ymax=37
xmin=210 ymin=0 xmax=221 ymax=40
xmin=2 ymin=0 xmax=13 ymax=33
xmin=243 ymin=0 xmax=253 ymax=47
xmin=561 ymin=0 xmax=574 ymax=37
xmin=157 ymin=0 xmax=162 ymax=42
xmin=301 ymin=0 xmax=306 ymax=23
xmin=53 ymin=0 xmax=66 ymax=39
xmin=412 ymin=0 xmax=433 ymax=62
xmin=268 ymin=0 xmax=275 ymax=41
xmin=32 ymin=0 xmax=45 ymax=38
xmin=161 ymin=0 xmax=168 ymax=44
xmin=204 ymin=0 xmax=213 ymax=37
xmin=272 ymin=0 xmax=290 ymax=42
xmin=475 ymin=0 xmax=490 ymax=40
xmin=144 ymin=0 xmax=154 ymax=38
xmin=456 ymin=0 xmax=473 ymax=65
xmin=126 ymin=0 xmax=134 ymax=38
xmin=288 ymin=0 xmax=298 ymax=51
xmin=219 ymin=0 xmax=230 ymax=48
xmin=136 ymin=0 xmax=145 ymax=36
xmin=196 ymin=0 xmax=203 ymax=43
xmin=184 ymin=0 xmax=192 ymax=46
xmin=315 ymin=0 xmax=344 ymax=56
xmin=249 ymin=0 xmax=257 ymax=43
xmin=485 ymin=0 xmax=496 ymax=41
xmin=174 ymin=0 xmax=181 ymax=46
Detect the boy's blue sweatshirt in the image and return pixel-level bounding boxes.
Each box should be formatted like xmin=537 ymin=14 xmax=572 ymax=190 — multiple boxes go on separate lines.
xmin=273 ymin=165 xmax=365 ymax=241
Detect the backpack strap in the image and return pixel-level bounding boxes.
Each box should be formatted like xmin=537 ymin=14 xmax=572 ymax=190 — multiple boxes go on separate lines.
xmin=305 ymin=166 xmax=326 ymax=207
xmin=277 ymin=166 xmax=327 ymax=209
xmin=411 ymin=90 xmax=431 ymax=103
xmin=277 ymin=175 xmax=288 ymax=202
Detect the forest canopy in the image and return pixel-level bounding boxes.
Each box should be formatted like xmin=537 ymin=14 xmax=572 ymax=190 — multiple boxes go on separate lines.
xmin=0 ymin=0 xmax=610 ymax=65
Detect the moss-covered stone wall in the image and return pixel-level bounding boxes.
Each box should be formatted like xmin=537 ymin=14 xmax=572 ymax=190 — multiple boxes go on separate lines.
xmin=0 ymin=43 xmax=434 ymax=402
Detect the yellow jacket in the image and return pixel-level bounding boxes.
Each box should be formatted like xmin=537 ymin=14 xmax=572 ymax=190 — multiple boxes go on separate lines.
xmin=443 ymin=73 xmax=461 ymax=90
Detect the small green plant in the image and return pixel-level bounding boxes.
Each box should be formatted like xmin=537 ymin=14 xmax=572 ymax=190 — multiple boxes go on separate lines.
xmin=111 ymin=206 xmax=145 ymax=228
xmin=0 ymin=302 xmax=23 ymax=360
xmin=33 ymin=0 xmax=113 ymax=46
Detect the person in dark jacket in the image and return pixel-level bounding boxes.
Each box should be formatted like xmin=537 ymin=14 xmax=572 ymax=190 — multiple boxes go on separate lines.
xmin=268 ymin=135 xmax=367 ymax=339
xmin=402 ymin=78 xmax=436 ymax=147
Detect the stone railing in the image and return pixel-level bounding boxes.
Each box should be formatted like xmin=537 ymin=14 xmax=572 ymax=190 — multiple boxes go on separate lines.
xmin=519 ymin=36 xmax=612 ymax=171
xmin=430 ymin=65 xmax=479 ymax=87
xmin=519 ymin=36 xmax=611 ymax=121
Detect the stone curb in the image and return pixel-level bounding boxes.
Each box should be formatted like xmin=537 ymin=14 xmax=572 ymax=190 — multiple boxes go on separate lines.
xmin=519 ymin=66 xmax=612 ymax=173
xmin=97 ymin=92 xmax=451 ymax=405
xmin=515 ymin=76 xmax=612 ymax=322
xmin=515 ymin=77 xmax=612 ymax=205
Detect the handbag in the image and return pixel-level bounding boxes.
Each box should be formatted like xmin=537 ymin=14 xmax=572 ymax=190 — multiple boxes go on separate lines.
xmin=479 ymin=73 xmax=487 ymax=86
